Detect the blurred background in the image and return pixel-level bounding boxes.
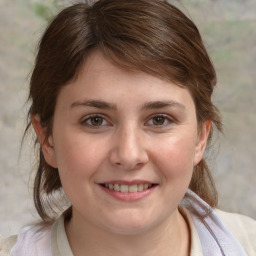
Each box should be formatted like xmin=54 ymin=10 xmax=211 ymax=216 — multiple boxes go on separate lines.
xmin=0 ymin=0 xmax=255 ymax=237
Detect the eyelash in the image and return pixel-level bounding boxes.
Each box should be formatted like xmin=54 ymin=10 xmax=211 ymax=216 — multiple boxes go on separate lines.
xmin=145 ymin=114 xmax=174 ymax=128
xmin=80 ymin=114 xmax=174 ymax=129
xmin=80 ymin=114 xmax=110 ymax=128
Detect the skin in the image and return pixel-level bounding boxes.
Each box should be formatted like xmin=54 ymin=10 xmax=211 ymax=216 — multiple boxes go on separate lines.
xmin=32 ymin=50 xmax=211 ymax=256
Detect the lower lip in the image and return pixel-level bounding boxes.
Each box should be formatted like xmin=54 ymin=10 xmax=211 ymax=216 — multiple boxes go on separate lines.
xmin=99 ymin=185 xmax=156 ymax=202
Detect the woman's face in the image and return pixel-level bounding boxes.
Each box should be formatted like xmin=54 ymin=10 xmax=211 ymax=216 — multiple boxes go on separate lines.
xmin=38 ymin=51 xmax=210 ymax=234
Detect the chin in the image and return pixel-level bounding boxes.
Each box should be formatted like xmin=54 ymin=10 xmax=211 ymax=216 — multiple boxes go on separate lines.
xmin=102 ymin=214 xmax=159 ymax=235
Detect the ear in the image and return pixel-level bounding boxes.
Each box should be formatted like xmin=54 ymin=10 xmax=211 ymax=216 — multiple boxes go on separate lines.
xmin=193 ymin=120 xmax=211 ymax=166
xmin=31 ymin=114 xmax=58 ymax=168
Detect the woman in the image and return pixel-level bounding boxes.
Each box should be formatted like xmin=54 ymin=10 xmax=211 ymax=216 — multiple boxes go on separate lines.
xmin=0 ymin=0 xmax=255 ymax=255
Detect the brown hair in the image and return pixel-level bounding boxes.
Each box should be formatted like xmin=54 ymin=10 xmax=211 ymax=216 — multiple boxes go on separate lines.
xmin=26 ymin=0 xmax=222 ymax=223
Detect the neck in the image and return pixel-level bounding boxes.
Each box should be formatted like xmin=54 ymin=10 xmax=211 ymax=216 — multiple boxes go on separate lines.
xmin=65 ymin=208 xmax=190 ymax=256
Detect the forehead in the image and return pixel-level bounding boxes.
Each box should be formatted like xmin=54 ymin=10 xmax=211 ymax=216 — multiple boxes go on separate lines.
xmin=58 ymin=50 xmax=195 ymax=112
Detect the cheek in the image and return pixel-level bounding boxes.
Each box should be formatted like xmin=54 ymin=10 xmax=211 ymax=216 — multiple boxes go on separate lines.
xmin=152 ymin=134 xmax=197 ymax=181
xmin=147 ymin=134 xmax=197 ymax=216
xmin=53 ymin=133 xmax=107 ymax=185
xmin=53 ymin=134 xmax=109 ymax=209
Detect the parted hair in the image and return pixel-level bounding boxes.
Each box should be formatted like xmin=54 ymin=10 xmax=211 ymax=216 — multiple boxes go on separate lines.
xmin=27 ymin=0 xmax=222 ymax=223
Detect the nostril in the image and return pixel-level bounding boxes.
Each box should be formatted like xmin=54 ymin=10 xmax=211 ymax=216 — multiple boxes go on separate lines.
xmin=109 ymin=144 xmax=149 ymax=170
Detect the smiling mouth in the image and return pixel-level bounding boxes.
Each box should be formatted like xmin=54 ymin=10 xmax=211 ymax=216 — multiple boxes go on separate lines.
xmin=100 ymin=183 xmax=156 ymax=193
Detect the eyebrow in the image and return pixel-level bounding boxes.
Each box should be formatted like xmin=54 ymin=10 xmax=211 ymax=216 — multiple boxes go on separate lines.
xmin=70 ymin=99 xmax=185 ymax=111
xmin=70 ymin=100 xmax=117 ymax=110
xmin=142 ymin=100 xmax=186 ymax=110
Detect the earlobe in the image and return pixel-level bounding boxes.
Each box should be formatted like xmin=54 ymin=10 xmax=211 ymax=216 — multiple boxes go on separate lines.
xmin=193 ymin=120 xmax=211 ymax=166
xmin=31 ymin=114 xmax=58 ymax=168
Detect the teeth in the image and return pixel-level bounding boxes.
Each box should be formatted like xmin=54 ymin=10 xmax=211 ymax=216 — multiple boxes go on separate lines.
xmin=120 ymin=185 xmax=129 ymax=192
xmin=114 ymin=184 xmax=120 ymax=192
xmin=143 ymin=184 xmax=149 ymax=190
xmin=137 ymin=184 xmax=144 ymax=192
xmin=128 ymin=184 xmax=138 ymax=193
xmin=104 ymin=183 xmax=153 ymax=193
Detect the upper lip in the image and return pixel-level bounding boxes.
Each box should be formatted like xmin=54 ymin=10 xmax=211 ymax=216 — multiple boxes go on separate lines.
xmin=98 ymin=180 xmax=157 ymax=185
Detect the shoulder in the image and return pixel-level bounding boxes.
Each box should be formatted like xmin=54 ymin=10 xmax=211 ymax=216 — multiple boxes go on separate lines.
xmin=0 ymin=235 xmax=17 ymax=256
xmin=11 ymin=225 xmax=52 ymax=256
xmin=215 ymin=209 xmax=256 ymax=254
xmin=0 ymin=224 xmax=52 ymax=256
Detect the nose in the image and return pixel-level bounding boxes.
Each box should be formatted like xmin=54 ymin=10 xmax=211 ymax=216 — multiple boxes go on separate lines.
xmin=109 ymin=126 xmax=149 ymax=170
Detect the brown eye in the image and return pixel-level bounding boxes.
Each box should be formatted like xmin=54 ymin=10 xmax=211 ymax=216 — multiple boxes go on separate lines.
xmin=89 ymin=116 xmax=104 ymax=126
xmin=152 ymin=116 xmax=166 ymax=125
xmin=145 ymin=114 xmax=173 ymax=128
xmin=81 ymin=115 xmax=109 ymax=128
